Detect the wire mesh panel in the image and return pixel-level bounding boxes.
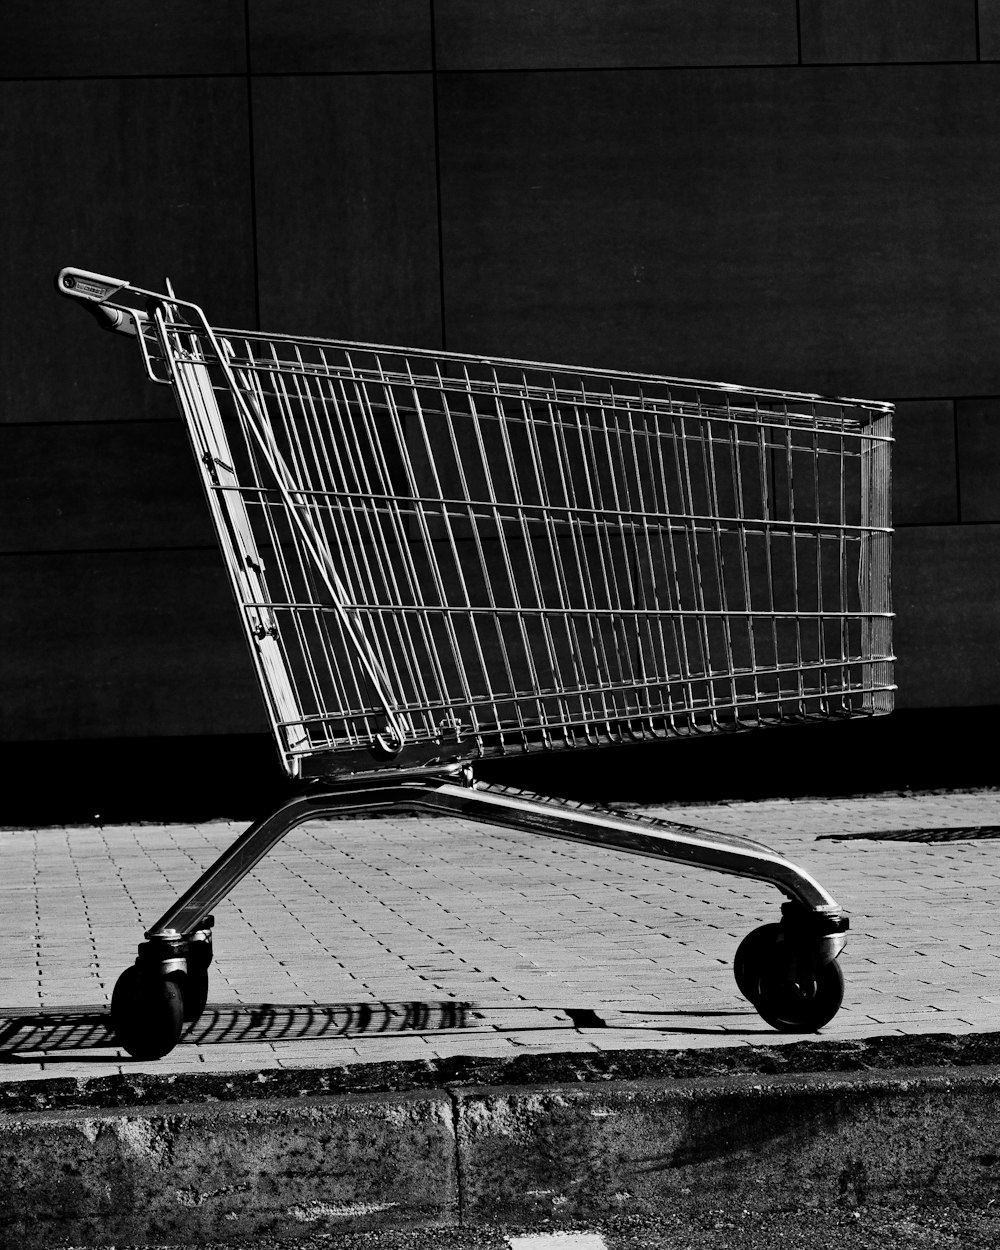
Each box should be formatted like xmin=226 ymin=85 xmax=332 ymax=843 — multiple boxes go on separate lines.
xmin=151 ymin=314 xmax=892 ymax=779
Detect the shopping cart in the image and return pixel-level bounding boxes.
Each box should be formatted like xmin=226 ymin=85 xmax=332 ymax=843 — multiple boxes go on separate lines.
xmin=57 ymin=266 xmax=893 ymax=1060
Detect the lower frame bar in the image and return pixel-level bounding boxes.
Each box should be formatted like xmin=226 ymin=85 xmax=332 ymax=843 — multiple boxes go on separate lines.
xmin=144 ymin=774 xmax=846 ymax=942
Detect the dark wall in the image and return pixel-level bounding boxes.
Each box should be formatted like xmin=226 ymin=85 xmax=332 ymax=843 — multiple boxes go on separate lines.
xmin=2 ymin=1 xmax=999 ymax=810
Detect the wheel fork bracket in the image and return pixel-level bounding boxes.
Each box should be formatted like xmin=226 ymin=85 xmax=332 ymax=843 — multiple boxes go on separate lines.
xmin=137 ymin=916 xmax=215 ymax=976
xmin=779 ymin=900 xmax=849 ymax=966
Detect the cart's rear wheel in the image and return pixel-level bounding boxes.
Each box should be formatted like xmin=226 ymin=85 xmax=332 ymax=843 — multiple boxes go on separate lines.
xmin=734 ymin=923 xmax=845 ymax=1032
xmin=733 ymin=922 xmax=782 ymax=1003
xmin=110 ymin=964 xmax=185 ymax=1060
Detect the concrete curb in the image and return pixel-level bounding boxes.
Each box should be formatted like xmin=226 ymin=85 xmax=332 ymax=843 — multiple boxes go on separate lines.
xmin=0 ymin=1087 xmax=457 ymax=1248
xmin=7 ymin=1028 xmax=1000 ymax=1114
xmin=4 ymin=1038 xmax=1000 ymax=1247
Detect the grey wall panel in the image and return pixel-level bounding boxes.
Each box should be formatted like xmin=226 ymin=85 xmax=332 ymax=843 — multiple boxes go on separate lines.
xmin=433 ymin=0 xmax=798 ymax=71
xmin=0 ymin=550 xmax=265 ymax=741
xmin=980 ymin=0 xmax=1000 ymax=58
xmin=892 ymin=524 xmax=1000 ymax=707
xmin=437 ymin=67 xmax=1000 ymax=398
xmin=0 ymin=0 xmax=246 ymax=78
xmin=249 ymin=0 xmax=432 ymax=73
xmin=252 ymin=74 xmax=441 ymax=346
xmin=1 ymin=78 xmax=256 ymax=425
xmin=891 ymin=400 xmax=958 ymax=525
xmin=0 ymin=422 xmax=213 ymax=554
xmin=799 ymin=0 xmax=978 ymax=64
xmin=956 ymin=397 xmax=1000 ymax=522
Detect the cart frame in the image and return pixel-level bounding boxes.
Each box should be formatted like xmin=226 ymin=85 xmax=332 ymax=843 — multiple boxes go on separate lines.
xmin=57 ymin=266 xmax=893 ymax=1059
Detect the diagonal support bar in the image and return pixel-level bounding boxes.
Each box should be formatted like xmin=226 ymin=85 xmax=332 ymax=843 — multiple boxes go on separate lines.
xmin=146 ymin=776 xmax=844 ymax=941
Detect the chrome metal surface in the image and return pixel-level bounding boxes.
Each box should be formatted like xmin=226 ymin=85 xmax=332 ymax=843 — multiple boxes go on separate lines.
xmin=145 ymin=778 xmax=843 ymax=940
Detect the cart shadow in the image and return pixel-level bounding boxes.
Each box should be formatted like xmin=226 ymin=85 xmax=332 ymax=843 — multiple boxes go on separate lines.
xmin=0 ymin=1001 xmax=762 ymax=1060
xmin=0 ymin=1000 xmax=471 ymax=1058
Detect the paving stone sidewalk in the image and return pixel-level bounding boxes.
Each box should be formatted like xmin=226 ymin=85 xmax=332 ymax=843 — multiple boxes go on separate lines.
xmin=1 ymin=789 xmax=998 ymax=1081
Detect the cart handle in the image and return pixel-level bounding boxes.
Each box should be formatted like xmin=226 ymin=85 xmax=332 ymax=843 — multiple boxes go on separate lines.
xmin=56 ymin=266 xmax=145 ymax=336
xmin=56 ymin=266 xmax=128 ymax=301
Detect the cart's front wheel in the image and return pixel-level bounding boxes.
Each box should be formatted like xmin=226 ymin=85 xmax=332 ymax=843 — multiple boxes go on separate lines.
xmin=181 ymin=966 xmax=210 ymax=1024
xmin=734 ymin=923 xmax=844 ymax=1032
xmin=182 ymin=937 xmax=213 ymax=1024
xmin=110 ymin=964 xmax=185 ymax=1060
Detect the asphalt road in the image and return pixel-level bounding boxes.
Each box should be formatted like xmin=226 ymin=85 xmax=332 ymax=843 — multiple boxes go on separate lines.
xmin=80 ymin=1204 xmax=1000 ymax=1250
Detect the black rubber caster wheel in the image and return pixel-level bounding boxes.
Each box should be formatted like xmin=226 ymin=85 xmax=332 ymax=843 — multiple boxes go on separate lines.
xmin=181 ymin=965 xmax=210 ymax=1024
xmin=733 ymin=922 xmax=782 ymax=1003
xmin=110 ymin=963 xmax=185 ymax=1060
xmin=734 ymin=923 xmax=845 ymax=1033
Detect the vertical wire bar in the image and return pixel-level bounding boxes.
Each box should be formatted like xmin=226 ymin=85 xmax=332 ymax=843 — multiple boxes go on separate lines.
xmin=556 ymin=384 xmax=602 ymax=725
xmin=365 ymin=350 xmax=447 ymax=729
xmin=727 ymin=407 xmax=759 ymax=719
xmin=860 ymin=416 xmax=873 ymax=701
xmin=237 ymin=370 xmax=329 ymax=740
xmin=782 ymin=405 xmax=805 ymax=712
xmin=343 ymin=352 xmax=439 ymax=728
xmin=496 ymin=368 xmax=563 ymax=729
xmin=655 ymin=394 xmax=688 ymax=723
xmin=861 ymin=409 xmax=893 ymax=710
xmin=810 ymin=410 xmax=827 ymax=709
xmin=702 ymin=407 xmax=739 ymax=721
xmin=674 ymin=404 xmax=714 ymax=716
xmin=289 ymin=348 xmax=373 ymax=724
xmin=270 ymin=346 xmax=354 ymax=737
xmin=370 ymin=352 xmax=457 ymax=723
xmin=602 ymin=380 xmax=648 ymax=722
xmin=662 ymin=404 xmax=698 ymax=716
xmin=652 ymin=390 xmax=695 ymax=722
xmin=587 ymin=382 xmax=635 ymax=727
xmin=517 ymin=382 xmax=575 ymax=729
xmin=303 ymin=361 xmax=387 ymax=741
xmin=757 ymin=409 xmax=782 ymax=718
xmin=543 ymin=384 xmax=603 ymax=732
xmin=404 ymin=357 xmax=481 ymax=721
xmin=524 ymin=376 xmax=593 ymax=729
xmin=457 ymin=363 xmax=533 ymax=740
xmin=230 ymin=356 xmax=411 ymax=746
xmin=475 ymin=368 xmax=546 ymax=735
xmin=604 ymin=382 xmax=646 ymax=721
xmin=618 ymin=383 xmax=660 ymax=723
xmin=695 ymin=409 xmax=724 ymax=720
xmin=556 ymin=385 xmax=624 ymax=726
xmin=838 ymin=421 xmax=850 ymax=705
xmin=296 ymin=344 xmax=407 ymax=739
xmin=246 ymin=355 xmax=365 ymax=735
xmin=572 ymin=387 xmax=618 ymax=730
xmin=877 ymin=410 xmax=894 ymax=705
xmin=490 ymin=368 xmax=557 ymax=726
xmin=506 ymin=372 xmax=563 ymax=722
xmin=164 ymin=330 xmax=308 ymax=761
xmin=632 ymin=390 xmax=667 ymax=724
xmin=433 ymin=363 xmax=508 ymax=736
xmin=309 ymin=356 xmax=395 ymax=742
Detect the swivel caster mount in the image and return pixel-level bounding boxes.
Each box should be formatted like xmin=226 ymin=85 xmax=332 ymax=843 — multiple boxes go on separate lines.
xmin=110 ymin=920 xmax=214 ymax=1060
xmin=734 ymin=902 xmax=848 ymax=1033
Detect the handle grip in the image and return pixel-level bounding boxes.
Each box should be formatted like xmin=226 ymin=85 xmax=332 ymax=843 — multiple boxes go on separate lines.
xmin=56 ymin=267 xmax=130 ymax=303
xmin=56 ymin=267 xmax=147 ymax=336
